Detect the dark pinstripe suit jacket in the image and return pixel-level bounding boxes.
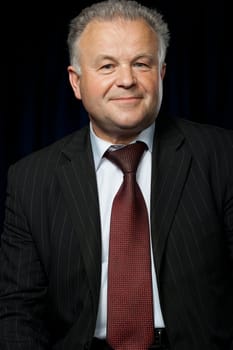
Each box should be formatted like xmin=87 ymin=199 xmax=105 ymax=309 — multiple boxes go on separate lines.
xmin=0 ymin=116 xmax=233 ymax=350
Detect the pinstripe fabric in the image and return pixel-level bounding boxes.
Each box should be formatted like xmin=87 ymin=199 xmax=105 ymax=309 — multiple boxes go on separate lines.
xmin=0 ymin=117 xmax=233 ymax=350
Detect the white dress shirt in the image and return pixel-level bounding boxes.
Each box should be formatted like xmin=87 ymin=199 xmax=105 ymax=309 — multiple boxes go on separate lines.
xmin=90 ymin=122 xmax=165 ymax=338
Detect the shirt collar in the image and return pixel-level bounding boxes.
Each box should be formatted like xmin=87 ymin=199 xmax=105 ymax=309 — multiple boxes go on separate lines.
xmin=90 ymin=122 xmax=155 ymax=171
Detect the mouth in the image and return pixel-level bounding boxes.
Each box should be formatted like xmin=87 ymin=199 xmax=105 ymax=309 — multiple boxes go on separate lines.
xmin=110 ymin=96 xmax=142 ymax=103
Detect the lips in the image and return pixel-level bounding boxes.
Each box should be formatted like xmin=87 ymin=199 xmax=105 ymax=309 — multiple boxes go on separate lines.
xmin=110 ymin=96 xmax=142 ymax=101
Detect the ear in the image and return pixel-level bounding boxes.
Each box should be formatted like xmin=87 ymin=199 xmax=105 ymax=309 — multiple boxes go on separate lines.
xmin=160 ymin=63 xmax=166 ymax=80
xmin=67 ymin=65 xmax=82 ymax=100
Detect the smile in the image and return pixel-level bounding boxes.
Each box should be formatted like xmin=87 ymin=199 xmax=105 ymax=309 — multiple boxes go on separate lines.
xmin=111 ymin=97 xmax=142 ymax=102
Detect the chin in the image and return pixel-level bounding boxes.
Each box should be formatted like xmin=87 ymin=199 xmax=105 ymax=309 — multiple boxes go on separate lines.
xmin=117 ymin=115 xmax=146 ymax=126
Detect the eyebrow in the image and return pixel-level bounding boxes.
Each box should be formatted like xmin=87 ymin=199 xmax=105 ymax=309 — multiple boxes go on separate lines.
xmin=94 ymin=55 xmax=117 ymax=62
xmin=94 ymin=53 xmax=155 ymax=63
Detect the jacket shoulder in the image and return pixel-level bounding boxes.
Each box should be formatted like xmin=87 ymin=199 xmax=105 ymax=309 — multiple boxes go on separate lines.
xmin=172 ymin=117 xmax=233 ymax=151
xmin=173 ymin=117 xmax=233 ymax=138
xmin=10 ymin=125 xmax=90 ymax=170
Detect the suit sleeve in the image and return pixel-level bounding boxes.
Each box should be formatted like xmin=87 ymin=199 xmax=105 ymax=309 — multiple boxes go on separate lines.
xmin=223 ymin=131 xmax=233 ymax=279
xmin=224 ymin=133 xmax=233 ymax=350
xmin=0 ymin=163 xmax=50 ymax=349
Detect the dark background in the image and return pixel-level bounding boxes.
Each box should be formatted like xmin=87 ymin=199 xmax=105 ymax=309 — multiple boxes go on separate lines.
xmin=1 ymin=0 xmax=232 ymax=232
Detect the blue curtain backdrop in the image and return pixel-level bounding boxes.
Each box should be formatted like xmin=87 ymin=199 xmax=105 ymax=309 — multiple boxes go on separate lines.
xmin=1 ymin=0 xmax=232 ymax=233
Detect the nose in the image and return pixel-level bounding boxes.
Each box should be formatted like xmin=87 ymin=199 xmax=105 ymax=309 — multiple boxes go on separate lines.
xmin=115 ymin=66 xmax=136 ymax=88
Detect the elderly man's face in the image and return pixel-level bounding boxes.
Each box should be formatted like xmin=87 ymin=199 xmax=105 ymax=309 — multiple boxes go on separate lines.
xmin=68 ymin=19 xmax=166 ymax=144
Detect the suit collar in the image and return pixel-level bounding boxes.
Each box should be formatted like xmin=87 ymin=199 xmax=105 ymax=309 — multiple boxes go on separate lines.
xmin=60 ymin=125 xmax=90 ymax=160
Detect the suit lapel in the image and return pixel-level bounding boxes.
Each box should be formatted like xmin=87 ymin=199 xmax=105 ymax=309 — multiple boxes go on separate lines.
xmin=56 ymin=126 xmax=101 ymax=317
xmin=151 ymin=117 xmax=192 ymax=276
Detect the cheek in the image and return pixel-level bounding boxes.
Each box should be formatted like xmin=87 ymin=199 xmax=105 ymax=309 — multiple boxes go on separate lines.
xmin=139 ymin=73 xmax=160 ymax=93
xmin=79 ymin=79 xmax=108 ymax=113
xmin=144 ymin=80 xmax=160 ymax=99
xmin=80 ymin=78 xmax=104 ymax=100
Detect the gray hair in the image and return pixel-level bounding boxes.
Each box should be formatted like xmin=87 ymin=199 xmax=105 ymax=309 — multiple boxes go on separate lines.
xmin=67 ymin=0 xmax=170 ymax=73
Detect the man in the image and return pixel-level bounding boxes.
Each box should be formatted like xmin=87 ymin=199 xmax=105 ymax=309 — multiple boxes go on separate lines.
xmin=0 ymin=0 xmax=233 ymax=349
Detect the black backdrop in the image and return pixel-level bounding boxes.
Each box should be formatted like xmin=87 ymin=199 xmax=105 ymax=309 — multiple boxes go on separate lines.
xmin=1 ymin=0 xmax=233 ymax=233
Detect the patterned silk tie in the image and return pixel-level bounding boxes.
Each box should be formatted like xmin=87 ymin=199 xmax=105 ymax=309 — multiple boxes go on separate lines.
xmin=105 ymin=141 xmax=154 ymax=350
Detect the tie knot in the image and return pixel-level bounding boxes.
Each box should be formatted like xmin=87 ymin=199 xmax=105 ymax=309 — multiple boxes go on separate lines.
xmin=104 ymin=141 xmax=147 ymax=174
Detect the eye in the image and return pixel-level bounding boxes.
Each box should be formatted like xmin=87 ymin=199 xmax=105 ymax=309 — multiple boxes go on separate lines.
xmin=133 ymin=62 xmax=150 ymax=70
xmin=102 ymin=64 xmax=113 ymax=69
xmin=99 ymin=64 xmax=115 ymax=73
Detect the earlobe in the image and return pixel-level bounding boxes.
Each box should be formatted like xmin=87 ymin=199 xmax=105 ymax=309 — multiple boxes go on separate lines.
xmin=67 ymin=65 xmax=82 ymax=100
xmin=161 ymin=63 xmax=166 ymax=80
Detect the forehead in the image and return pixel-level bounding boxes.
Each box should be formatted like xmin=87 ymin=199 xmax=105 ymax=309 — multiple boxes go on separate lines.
xmin=78 ymin=19 xmax=158 ymax=52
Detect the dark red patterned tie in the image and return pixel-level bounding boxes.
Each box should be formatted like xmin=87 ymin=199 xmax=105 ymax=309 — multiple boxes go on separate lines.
xmin=105 ymin=141 xmax=154 ymax=350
